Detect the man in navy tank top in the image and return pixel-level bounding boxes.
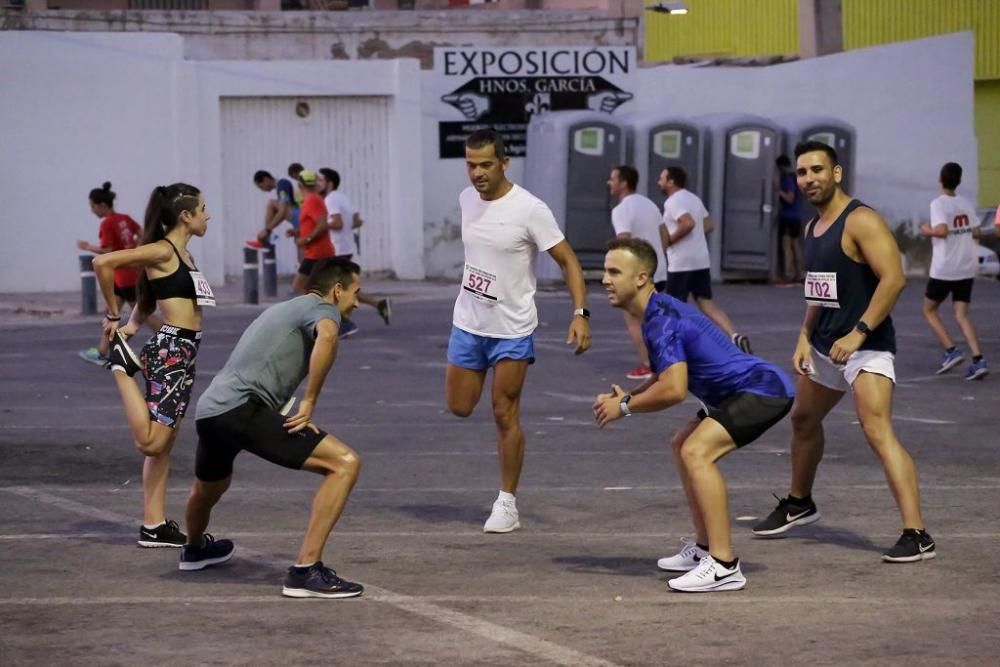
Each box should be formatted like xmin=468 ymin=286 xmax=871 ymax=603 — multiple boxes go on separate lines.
xmin=752 ymin=141 xmax=936 ymax=563
xmin=593 ymin=238 xmax=794 ymax=592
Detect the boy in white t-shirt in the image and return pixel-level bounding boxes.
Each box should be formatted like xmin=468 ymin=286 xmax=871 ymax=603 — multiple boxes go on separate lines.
xmin=317 ymin=168 xmax=391 ymax=337
xmin=919 ymin=162 xmax=987 ymax=379
xmin=657 ymin=167 xmax=752 ymax=354
xmin=446 ymin=129 xmax=592 ymax=533
xmin=608 ymin=165 xmax=668 ymax=380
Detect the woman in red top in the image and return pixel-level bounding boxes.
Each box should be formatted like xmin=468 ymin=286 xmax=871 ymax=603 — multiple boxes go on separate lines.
xmin=77 ymin=182 xmax=161 ymax=365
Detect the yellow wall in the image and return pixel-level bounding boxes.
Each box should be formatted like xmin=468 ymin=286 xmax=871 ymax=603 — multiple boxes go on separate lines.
xmin=976 ymin=80 xmax=1000 ymax=206
xmin=843 ymin=0 xmax=1000 ymax=80
xmin=644 ymin=0 xmax=800 ymax=62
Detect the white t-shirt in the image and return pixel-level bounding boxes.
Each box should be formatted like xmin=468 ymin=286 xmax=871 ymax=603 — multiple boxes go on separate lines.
xmin=662 ymin=189 xmax=711 ymax=272
xmin=324 ymin=190 xmax=357 ymax=257
xmin=929 ymin=193 xmax=980 ymax=281
xmin=611 ymin=193 xmax=667 ymax=284
xmin=452 ymin=184 xmax=565 ymax=338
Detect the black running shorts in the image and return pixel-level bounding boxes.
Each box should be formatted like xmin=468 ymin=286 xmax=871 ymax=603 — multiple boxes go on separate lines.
xmin=195 ymin=397 xmax=327 ymax=482
xmin=666 ymin=268 xmax=713 ymax=302
xmin=925 ymin=277 xmax=973 ymax=304
xmin=697 ymin=392 xmax=793 ymax=448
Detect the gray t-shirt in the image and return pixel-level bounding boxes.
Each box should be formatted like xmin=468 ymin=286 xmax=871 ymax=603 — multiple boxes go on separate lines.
xmin=196 ymin=295 xmax=341 ymax=420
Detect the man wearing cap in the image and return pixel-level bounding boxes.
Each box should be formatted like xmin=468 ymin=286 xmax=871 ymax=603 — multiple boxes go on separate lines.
xmin=290 ymin=170 xmax=336 ymax=295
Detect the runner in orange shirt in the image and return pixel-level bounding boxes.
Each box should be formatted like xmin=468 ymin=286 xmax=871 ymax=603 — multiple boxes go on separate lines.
xmin=289 ymin=170 xmax=336 ymax=294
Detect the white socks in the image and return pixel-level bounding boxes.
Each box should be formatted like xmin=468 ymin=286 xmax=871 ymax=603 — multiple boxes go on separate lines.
xmin=497 ymin=490 xmax=515 ymax=504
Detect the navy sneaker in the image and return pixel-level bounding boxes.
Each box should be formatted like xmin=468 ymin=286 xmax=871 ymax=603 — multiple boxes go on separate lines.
xmin=108 ymin=331 xmax=142 ymax=377
xmin=339 ymin=319 xmax=359 ymax=339
xmin=965 ymin=358 xmax=988 ymax=381
xmin=937 ymin=348 xmax=965 ymax=374
xmin=138 ymin=519 xmax=186 ymax=548
xmin=282 ymin=562 xmax=364 ymax=599
xmin=179 ymin=534 xmax=236 ymax=571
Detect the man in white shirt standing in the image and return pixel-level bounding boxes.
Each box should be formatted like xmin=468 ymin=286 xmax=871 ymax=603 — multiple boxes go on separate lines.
xmin=318 ymin=168 xmax=391 ymax=337
xmin=608 ymin=165 xmax=668 ymax=380
xmin=447 ymin=128 xmax=592 ymax=533
xmin=658 ymin=167 xmax=752 ymax=354
xmin=919 ymin=162 xmax=987 ymax=379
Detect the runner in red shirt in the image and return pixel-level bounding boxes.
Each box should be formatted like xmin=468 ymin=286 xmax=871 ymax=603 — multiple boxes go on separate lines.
xmin=288 ymin=170 xmax=335 ymax=294
xmin=77 ymin=182 xmax=161 ymax=365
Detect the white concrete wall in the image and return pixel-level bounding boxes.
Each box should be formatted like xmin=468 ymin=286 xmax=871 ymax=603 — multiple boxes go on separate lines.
xmin=635 ymin=33 xmax=978 ymax=228
xmin=0 ymin=31 xmax=423 ymax=292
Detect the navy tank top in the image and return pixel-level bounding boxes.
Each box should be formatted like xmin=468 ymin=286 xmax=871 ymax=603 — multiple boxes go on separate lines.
xmin=148 ymin=239 xmax=198 ymax=302
xmin=803 ymin=199 xmax=896 ymax=356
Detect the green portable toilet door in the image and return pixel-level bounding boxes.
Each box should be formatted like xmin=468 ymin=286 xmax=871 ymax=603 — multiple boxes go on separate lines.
xmin=721 ymin=126 xmax=779 ymax=272
xmin=565 ymin=123 xmax=624 ymax=267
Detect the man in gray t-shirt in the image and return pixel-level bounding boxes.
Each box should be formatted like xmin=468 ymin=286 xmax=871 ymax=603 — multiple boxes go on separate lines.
xmin=178 ymin=258 xmax=368 ymax=600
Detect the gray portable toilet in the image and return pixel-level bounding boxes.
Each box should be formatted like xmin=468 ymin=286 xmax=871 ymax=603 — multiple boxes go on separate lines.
xmin=697 ymin=112 xmax=783 ymax=281
xmin=626 ymin=114 xmax=711 ymax=210
xmin=774 ymin=114 xmax=856 ymax=199
xmin=524 ymin=110 xmax=629 ymax=279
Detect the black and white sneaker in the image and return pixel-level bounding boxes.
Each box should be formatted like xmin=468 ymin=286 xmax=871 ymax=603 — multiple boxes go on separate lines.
xmin=732 ymin=333 xmax=753 ymax=354
xmin=376 ymin=298 xmax=391 ymax=326
xmin=882 ymin=529 xmax=936 ymax=563
xmin=282 ymin=562 xmax=364 ymax=599
xmin=752 ymin=494 xmax=820 ymax=537
xmin=137 ymin=519 xmax=186 ymax=548
xmin=179 ymin=534 xmax=236 ymax=571
xmin=108 ymin=330 xmax=142 ymax=377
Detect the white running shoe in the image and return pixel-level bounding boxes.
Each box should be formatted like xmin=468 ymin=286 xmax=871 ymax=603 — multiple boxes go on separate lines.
xmin=483 ymin=498 xmax=520 ymax=533
xmin=657 ymin=537 xmax=709 ymax=572
xmin=667 ymin=556 xmax=746 ymax=593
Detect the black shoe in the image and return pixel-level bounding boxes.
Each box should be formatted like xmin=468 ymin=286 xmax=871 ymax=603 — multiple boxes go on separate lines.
xmin=282 ymin=562 xmax=364 ymax=599
xmin=137 ymin=519 xmax=186 ymax=548
xmin=108 ymin=331 xmax=142 ymax=377
xmin=882 ymin=529 xmax=936 ymax=563
xmin=179 ymin=534 xmax=236 ymax=571
xmin=377 ymin=298 xmax=391 ymax=326
xmin=752 ymin=494 xmax=820 ymax=537
xmin=733 ymin=333 xmax=753 ymax=355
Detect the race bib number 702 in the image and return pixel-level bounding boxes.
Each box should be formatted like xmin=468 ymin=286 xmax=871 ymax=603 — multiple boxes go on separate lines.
xmin=804 ymin=271 xmax=839 ymax=308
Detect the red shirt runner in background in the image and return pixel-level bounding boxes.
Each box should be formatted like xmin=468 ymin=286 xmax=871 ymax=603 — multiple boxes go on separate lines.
xmin=299 ymin=192 xmax=336 ymax=260
xmin=99 ymin=212 xmax=141 ymax=289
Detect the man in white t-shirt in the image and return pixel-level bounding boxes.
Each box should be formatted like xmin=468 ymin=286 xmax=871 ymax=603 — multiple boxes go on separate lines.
xmin=447 ymin=128 xmax=592 ymax=533
xmin=658 ymin=166 xmax=752 ymax=354
xmin=318 ymin=168 xmax=391 ymax=337
xmin=919 ymin=161 xmax=987 ymax=379
xmin=608 ymin=165 xmax=668 ymax=380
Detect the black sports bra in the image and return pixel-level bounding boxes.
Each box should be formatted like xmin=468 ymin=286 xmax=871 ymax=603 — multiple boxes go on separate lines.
xmin=147 ymin=239 xmax=198 ymax=302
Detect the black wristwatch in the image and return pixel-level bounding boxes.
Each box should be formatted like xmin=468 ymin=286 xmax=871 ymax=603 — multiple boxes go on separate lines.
xmin=855 ymin=320 xmax=872 ymax=336
xmin=573 ymin=307 xmax=591 ymax=319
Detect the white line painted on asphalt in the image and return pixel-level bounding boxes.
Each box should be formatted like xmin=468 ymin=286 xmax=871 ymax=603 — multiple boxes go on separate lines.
xmin=603 ymin=486 xmax=633 ymax=491
xmin=0 ymin=486 xmax=621 ymax=667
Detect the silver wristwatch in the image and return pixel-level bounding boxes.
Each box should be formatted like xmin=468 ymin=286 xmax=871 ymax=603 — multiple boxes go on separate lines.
xmin=619 ymin=393 xmax=633 ymax=417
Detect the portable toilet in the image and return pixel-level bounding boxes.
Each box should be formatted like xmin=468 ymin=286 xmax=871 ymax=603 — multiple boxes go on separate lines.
xmin=626 ymin=114 xmax=711 ymax=210
xmin=774 ymin=114 xmax=856 ymax=198
xmin=524 ymin=110 xmax=629 ymax=279
xmin=697 ymin=112 xmax=784 ymax=281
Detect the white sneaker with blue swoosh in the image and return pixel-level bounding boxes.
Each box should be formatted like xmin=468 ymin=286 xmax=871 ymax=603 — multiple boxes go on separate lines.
xmin=668 ymin=555 xmax=746 ymax=593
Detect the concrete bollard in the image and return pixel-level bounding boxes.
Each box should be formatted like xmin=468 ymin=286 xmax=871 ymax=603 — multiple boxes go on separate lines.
xmin=79 ymin=254 xmax=98 ymax=316
xmin=243 ymin=246 xmax=259 ymax=304
xmin=261 ymin=244 xmax=277 ymax=298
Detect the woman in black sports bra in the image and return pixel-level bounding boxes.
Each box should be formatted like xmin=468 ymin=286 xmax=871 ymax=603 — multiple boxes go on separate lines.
xmin=93 ymin=183 xmax=214 ymax=548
